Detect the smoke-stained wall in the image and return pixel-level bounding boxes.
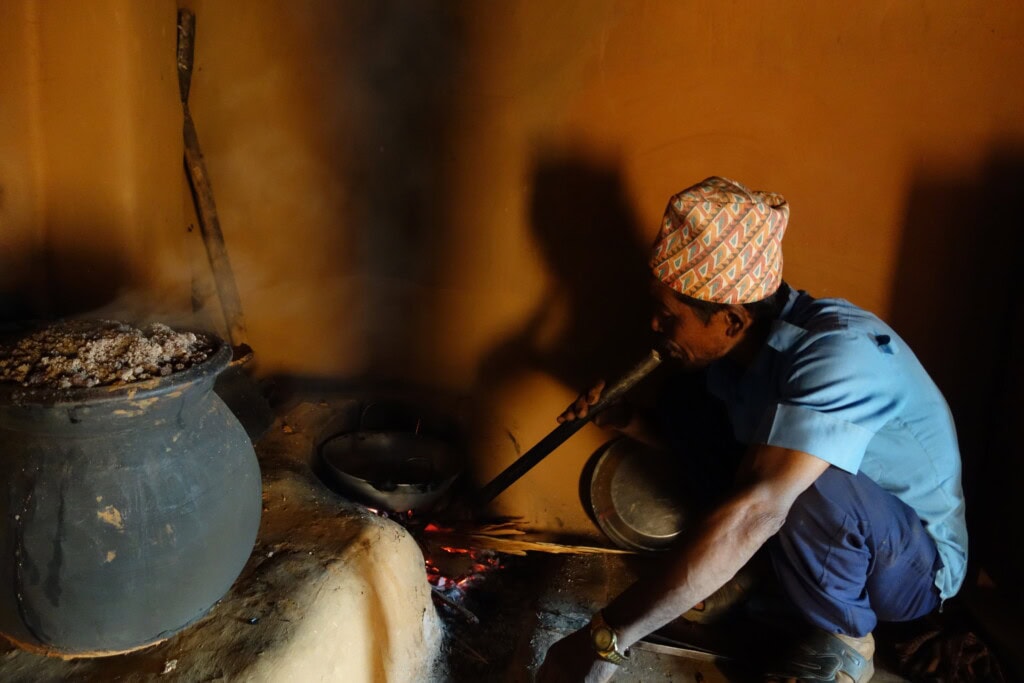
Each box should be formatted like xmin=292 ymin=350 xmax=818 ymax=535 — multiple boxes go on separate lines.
xmin=2 ymin=2 xmax=1024 ymax=563
xmin=0 ymin=1 xmax=187 ymax=322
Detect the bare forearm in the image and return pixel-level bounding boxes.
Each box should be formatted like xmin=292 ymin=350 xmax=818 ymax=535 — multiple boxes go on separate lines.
xmin=614 ymin=413 xmax=663 ymax=450
xmin=615 ymin=410 xmax=664 ymax=449
xmin=538 ymin=446 xmax=826 ymax=681
xmin=603 ymin=491 xmax=786 ymax=646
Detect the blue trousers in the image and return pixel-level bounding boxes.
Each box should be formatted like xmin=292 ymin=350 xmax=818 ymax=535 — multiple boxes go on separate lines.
xmin=654 ymin=375 xmax=941 ymax=638
xmin=769 ymin=466 xmax=942 ymax=637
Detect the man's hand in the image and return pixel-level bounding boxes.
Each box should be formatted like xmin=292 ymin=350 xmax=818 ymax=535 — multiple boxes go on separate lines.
xmin=597 ymin=445 xmax=833 ymax=650
xmin=536 ymin=627 xmax=619 ymax=683
xmin=556 ymin=380 xmax=632 ymax=429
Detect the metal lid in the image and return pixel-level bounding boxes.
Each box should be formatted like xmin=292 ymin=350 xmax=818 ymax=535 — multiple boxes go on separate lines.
xmin=588 ymin=438 xmax=689 ymax=552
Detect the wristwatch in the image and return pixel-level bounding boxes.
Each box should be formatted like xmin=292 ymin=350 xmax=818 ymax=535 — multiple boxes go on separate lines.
xmin=589 ymin=610 xmax=629 ymax=665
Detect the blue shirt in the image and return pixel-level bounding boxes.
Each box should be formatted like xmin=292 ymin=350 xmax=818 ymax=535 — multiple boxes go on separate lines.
xmin=706 ymin=287 xmax=968 ymax=600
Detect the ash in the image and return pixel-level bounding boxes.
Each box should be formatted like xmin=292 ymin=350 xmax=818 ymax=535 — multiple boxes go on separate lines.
xmin=0 ymin=320 xmax=215 ymax=389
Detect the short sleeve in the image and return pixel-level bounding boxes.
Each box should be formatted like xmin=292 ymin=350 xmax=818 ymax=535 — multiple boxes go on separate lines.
xmin=754 ymin=332 xmax=897 ymax=473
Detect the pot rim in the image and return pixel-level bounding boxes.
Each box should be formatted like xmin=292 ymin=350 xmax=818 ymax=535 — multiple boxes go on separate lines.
xmin=0 ymin=331 xmax=230 ymax=408
xmin=317 ymin=429 xmax=464 ymax=513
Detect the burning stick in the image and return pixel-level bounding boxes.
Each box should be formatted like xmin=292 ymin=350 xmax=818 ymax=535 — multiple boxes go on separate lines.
xmin=424 ymin=524 xmax=635 ymax=557
xmin=450 ymin=635 xmax=489 ymax=665
xmin=430 ymin=586 xmax=480 ymax=625
xmin=438 ymin=536 xmax=635 ymax=557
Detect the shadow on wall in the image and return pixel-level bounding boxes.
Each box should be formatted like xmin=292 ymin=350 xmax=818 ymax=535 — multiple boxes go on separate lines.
xmin=0 ymin=242 xmax=138 ymax=328
xmin=337 ymin=1 xmax=461 ymax=378
xmin=474 ymin=148 xmax=655 ymax=398
xmin=466 ymin=148 xmax=655 ymax=490
xmin=887 ymin=145 xmax=1024 ymax=607
xmin=260 ymin=2 xmax=463 ymax=398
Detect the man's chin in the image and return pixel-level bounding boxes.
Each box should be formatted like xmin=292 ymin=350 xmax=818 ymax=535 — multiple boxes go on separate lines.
xmin=671 ymin=357 xmax=706 ymax=371
xmin=657 ymin=342 xmax=699 ymax=369
xmin=659 ymin=348 xmax=708 ymax=374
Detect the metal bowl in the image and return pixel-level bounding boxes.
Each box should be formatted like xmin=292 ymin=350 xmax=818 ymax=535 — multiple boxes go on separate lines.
xmin=319 ymin=431 xmax=462 ymax=514
xmin=586 ymin=438 xmax=689 ymax=552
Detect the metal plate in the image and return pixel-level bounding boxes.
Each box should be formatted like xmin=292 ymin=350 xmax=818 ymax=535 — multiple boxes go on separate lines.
xmin=588 ymin=438 xmax=688 ymax=552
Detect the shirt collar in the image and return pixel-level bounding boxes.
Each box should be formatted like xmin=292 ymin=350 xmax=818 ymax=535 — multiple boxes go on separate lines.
xmin=765 ymin=286 xmax=805 ymax=353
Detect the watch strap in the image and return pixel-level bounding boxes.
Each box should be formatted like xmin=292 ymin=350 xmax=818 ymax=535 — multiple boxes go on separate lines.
xmin=590 ymin=610 xmax=629 ymax=665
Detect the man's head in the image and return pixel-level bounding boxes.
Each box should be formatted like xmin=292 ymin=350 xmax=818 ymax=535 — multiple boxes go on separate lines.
xmin=648 ymin=177 xmax=790 ymax=368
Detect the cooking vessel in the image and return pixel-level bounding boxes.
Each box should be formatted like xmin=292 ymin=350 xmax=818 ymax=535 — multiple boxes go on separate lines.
xmin=0 ymin=335 xmax=261 ymax=655
xmin=318 ymin=350 xmax=661 ymax=517
xmin=584 ymin=437 xmax=689 ymax=552
xmin=320 ymin=431 xmax=461 ymax=514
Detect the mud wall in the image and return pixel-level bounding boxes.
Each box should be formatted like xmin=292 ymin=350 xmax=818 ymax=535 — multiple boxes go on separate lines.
xmin=2 ymin=2 xmax=1023 ymax=579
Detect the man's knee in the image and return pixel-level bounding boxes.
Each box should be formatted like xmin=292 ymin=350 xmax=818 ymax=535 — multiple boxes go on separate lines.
xmin=771 ymin=466 xmax=941 ymax=632
xmin=779 ymin=467 xmax=864 ymax=546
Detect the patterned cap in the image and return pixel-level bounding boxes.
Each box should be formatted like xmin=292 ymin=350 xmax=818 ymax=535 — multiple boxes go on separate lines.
xmin=649 ymin=176 xmax=789 ymax=304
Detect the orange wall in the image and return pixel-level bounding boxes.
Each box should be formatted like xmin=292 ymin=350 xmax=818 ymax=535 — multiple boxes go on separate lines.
xmin=0 ymin=1 xmax=189 ymax=321
xmin=2 ymin=1 xmax=1023 ymax=539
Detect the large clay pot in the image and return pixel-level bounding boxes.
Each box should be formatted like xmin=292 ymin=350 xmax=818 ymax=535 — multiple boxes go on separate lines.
xmin=0 ymin=337 xmax=262 ymax=656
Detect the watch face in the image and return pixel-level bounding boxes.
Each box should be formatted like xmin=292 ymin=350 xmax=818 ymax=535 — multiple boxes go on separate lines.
xmin=593 ymin=627 xmax=614 ymax=651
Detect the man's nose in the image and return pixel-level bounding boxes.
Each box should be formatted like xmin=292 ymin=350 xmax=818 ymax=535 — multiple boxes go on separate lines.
xmin=651 ymin=314 xmax=662 ymax=333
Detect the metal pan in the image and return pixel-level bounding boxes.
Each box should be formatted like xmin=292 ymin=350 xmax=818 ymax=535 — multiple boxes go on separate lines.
xmin=585 ymin=438 xmax=689 ymax=552
xmin=320 ymin=431 xmax=462 ymax=514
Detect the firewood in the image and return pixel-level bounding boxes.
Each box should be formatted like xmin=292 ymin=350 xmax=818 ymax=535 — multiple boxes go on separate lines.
xmin=423 ymin=529 xmax=634 ymax=556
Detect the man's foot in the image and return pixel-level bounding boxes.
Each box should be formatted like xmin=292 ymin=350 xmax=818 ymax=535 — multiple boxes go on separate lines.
xmin=833 ymin=633 xmax=874 ymax=682
xmin=765 ymin=630 xmax=875 ymax=682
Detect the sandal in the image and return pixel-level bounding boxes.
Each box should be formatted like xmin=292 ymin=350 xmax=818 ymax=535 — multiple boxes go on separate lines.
xmin=766 ymin=629 xmax=875 ymax=682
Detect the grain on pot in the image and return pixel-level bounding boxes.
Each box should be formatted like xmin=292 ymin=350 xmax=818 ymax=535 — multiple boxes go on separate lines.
xmin=0 ymin=320 xmax=215 ymax=389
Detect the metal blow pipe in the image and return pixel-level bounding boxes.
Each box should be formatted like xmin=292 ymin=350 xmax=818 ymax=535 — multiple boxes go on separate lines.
xmin=472 ymin=349 xmax=663 ymax=508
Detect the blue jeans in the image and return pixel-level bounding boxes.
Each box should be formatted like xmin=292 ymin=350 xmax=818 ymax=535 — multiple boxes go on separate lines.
xmin=769 ymin=466 xmax=942 ymax=637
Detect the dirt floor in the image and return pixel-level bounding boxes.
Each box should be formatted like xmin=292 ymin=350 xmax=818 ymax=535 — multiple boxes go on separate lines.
xmin=433 ymin=549 xmax=909 ymax=683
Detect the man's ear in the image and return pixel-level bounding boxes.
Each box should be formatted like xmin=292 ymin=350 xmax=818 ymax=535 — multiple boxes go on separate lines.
xmin=723 ymin=305 xmax=753 ymax=337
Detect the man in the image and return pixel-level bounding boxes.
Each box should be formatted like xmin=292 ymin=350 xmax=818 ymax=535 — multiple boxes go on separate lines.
xmin=536 ymin=177 xmax=967 ymax=683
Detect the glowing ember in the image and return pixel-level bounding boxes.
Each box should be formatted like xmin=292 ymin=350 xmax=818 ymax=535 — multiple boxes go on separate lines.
xmin=426 ymin=546 xmax=504 ymax=593
xmin=354 ymin=503 xmax=510 ymax=623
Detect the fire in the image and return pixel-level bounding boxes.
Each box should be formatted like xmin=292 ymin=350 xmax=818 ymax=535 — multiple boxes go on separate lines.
xmin=425 ymin=545 xmax=504 ymax=587
xmin=420 ymin=528 xmax=508 ymax=624
xmin=357 ymin=503 xmax=509 ymax=623
xmin=440 ymin=546 xmax=470 ymax=555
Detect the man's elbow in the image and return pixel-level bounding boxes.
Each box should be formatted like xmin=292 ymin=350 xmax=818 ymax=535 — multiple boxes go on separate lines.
xmin=746 ymin=503 xmax=789 ymax=540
